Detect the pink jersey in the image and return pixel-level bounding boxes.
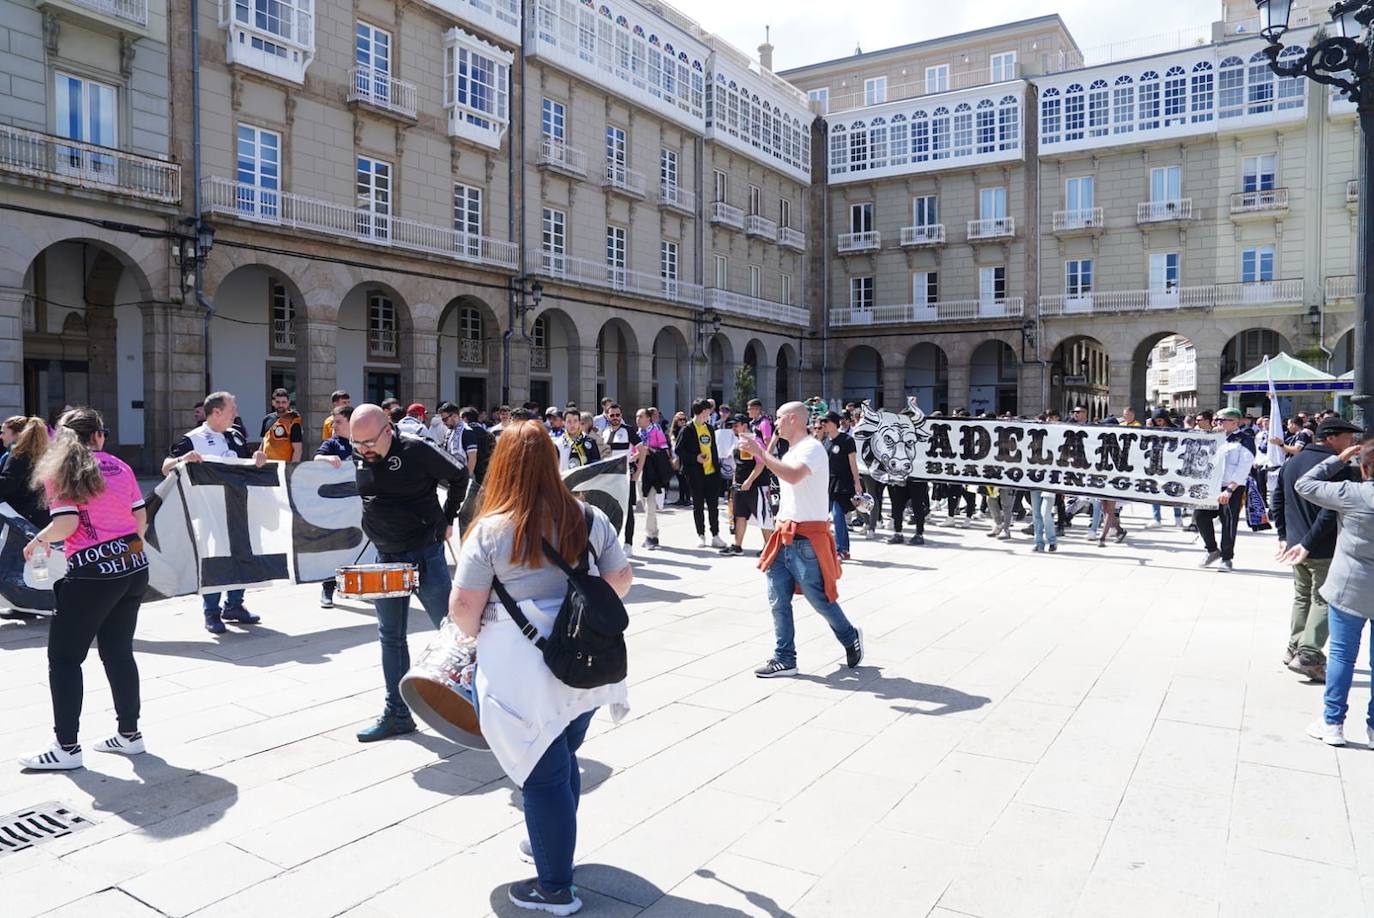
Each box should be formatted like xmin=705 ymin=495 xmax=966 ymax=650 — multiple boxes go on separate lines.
xmin=47 ymin=452 xmax=145 ymax=553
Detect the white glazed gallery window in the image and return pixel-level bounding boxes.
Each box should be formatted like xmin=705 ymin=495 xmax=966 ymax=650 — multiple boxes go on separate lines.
xmin=1065 ymin=259 xmax=1093 ymax=297
xmin=1242 ymin=154 xmax=1276 ymax=192
xmin=541 ymin=98 xmax=566 ymax=141
xmin=235 ymin=124 xmax=280 ymax=219
xmin=808 ymin=88 xmax=829 ymax=114
xmin=231 ymin=0 xmax=313 ymax=55
xmin=978 ymin=266 xmax=1006 ymax=304
xmin=1241 ymin=246 xmax=1275 ymax=283
xmin=913 ymin=271 xmax=938 ymax=306
xmin=990 ymin=51 xmax=1016 ymax=83
xmin=453 ymin=183 xmax=482 ymax=256
xmin=925 ymin=64 xmax=949 ymax=95
xmin=850 ymin=276 xmax=874 ymax=311
xmin=781 ymin=273 xmax=793 ymax=305
xmin=714 ymin=255 xmax=728 ymax=289
xmin=444 ymin=28 xmax=512 ymax=147
xmin=356 ymin=156 xmax=391 ymax=240
xmin=865 ymin=77 xmax=887 ymax=106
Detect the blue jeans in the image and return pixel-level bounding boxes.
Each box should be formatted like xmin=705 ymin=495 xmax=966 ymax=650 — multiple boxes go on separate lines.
xmin=203 ymin=589 xmax=245 ymax=615
xmin=1089 ymin=500 xmax=1102 ymax=535
xmin=1029 ymin=490 xmax=1056 ymax=548
xmin=1324 ymin=603 xmax=1374 ymax=729
xmin=523 ymin=709 xmax=595 ymax=894
xmin=764 ymin=536 xmax=859 ymax=667
xmin=374 ymin=540 xmax=450 ymax=714
xmin=1152 ymin=503 xmax=1182 ymax=523
xmin=830 ymin=499 xmax=851 ymax=554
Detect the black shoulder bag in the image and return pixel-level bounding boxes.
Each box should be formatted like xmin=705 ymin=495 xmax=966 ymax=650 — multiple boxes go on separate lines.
xmin=490 ymin=505 xmax=630 ymax=689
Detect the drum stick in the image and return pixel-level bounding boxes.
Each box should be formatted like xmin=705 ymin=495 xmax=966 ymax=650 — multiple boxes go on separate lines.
xmin=445 ymin=537 xmax=458 ymax=566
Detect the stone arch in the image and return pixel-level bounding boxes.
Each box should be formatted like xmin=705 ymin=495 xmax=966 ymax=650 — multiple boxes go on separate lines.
xmin=1222 ymin=326 xmax=1295 ymax=414
xmin=706 ymin=332 xmax=736 ymax=406
xmin=0 ymin=225 xmax=160 ymax=302
xmin=651 ymin=326 xmax=691 ymax=417
xmin=438 ymin=294 xmax=502 ymax=410
xmin=528 ymin=306 xmax=581 ymax=410
xmin=18 ymin=238 xmax=153 ymax=466
xmin=775 ymin=342 xmax=798 ymax=406
xmin=595 ymin=317 xmax=640 ymax=406
xmin=1131 ymin=330 xmax=1199 ymax=414
xmin=904 ymin=342 xmax=949 ymax=414
xmin=741 ymin=337 xmax=769 ymax=408
xmin=969 ymin=339 xmax=1019 ymax=416
xmin=337 ymin=280 xmax=416 ymax=406
xmin=842 ymin=344 xmax=883 ymax=406
xmin=1332 ymin=325 xmax=1354 ymax=377
xmin=1048 ymin=333 xmax=1110 ymax=419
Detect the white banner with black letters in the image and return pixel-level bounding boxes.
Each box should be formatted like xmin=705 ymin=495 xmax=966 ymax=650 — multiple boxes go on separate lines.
xmin=853 ymin=400 xmax=1227 ymax=505
xmin=142 ymin=455 xmax=631 ymax=599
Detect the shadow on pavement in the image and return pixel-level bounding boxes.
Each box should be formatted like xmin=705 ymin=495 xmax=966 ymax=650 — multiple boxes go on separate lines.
xmin=487 ymin=863 xmax=794 ymax=917
xmin=795 ymin=667 xmax=991 ymax=717
xmin=624 ymin=583 xmax=696 ymax=603
xmin=62 ymin=753 xmax=239 ymax=838
xmin=132 ymin=620 xmax=382 ymax=667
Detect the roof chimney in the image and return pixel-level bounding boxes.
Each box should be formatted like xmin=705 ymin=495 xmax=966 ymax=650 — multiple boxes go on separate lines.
xmin=758 ymin=25 xmax=773 ymax=71
xmin=854 ymin=43 xmax=863 ymax=56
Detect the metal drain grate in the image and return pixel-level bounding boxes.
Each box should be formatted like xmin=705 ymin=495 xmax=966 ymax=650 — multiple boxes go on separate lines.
xmin=0 ymin=802 xmax=95 ymax=856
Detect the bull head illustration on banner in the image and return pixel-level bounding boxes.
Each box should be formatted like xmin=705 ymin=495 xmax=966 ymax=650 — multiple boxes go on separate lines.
xmin=851 ymin=398 xmax=930 ymax=484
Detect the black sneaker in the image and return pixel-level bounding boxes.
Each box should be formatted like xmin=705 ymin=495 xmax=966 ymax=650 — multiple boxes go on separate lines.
xmin=908 ymin=534 xmax=924 ymax=545
xmin=845 ymin=627 xmax=864 ymax=668
xmin=1048 ymin=544 xmax=1057 ymax=553
xmin=754 ymin=659 xmax=798 ymax=678
xmin=887 ymin=533 xmax=904 ymax=544
xmin=508 ymin=878 xmax=582 ymax=915
xmin=319 ymin=586 xmax=334 ymax=609
xmin=644 ymin=537 xmax=659 ymax=551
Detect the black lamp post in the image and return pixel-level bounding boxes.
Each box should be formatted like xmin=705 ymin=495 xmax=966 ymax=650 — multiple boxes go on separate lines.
xmin=1256 ymin=0 xmax=1374 ymax=425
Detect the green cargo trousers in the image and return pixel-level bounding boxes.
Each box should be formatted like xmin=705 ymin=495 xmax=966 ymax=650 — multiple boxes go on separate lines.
xmin=1290 ymin=557 xmax=1332 ymax=659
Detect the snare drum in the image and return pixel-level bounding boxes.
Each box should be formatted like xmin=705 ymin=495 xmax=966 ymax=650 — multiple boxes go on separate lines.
xmin=400 ymin=618 xmax=487 ymax=750
xmin=334 ymin=563 xmax=418 ymax=600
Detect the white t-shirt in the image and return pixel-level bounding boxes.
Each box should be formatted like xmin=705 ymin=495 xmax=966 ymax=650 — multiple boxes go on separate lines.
xmin=776 ymin=435 xmax=830 ymax=523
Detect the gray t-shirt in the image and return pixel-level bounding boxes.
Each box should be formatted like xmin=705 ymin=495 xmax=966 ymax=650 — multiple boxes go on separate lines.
xmin=455 ymin=505 xmax=628 ymax=604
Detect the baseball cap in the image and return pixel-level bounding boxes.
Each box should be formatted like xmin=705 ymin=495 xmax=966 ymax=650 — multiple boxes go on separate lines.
xmin=820 ymin=410 xmax=843 ymax=425
xmin=1215 ymin=407 xmax=1244 ymax=420
xmin=407 ymin=403 xmax=427 ymax=418
xmin=728 ymin=413 xmax=750 ymax=426
xmin=1317 ymin=416 xmax=1363 ymax=438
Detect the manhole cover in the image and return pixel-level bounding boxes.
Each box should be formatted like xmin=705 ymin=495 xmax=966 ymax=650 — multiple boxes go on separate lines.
xmin=0 ymin=802 xmax=95 ymax=856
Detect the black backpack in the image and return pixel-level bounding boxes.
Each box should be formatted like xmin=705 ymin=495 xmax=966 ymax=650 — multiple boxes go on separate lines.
xmin=491 ymin=505 xmax=629 ymax=689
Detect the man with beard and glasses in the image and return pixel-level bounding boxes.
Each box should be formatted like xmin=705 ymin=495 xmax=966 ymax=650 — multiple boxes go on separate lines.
xmin=347 ymin=404 xmax=468 ymax=743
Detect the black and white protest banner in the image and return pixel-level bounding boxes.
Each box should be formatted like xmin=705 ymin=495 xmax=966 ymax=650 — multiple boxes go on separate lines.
xmin=144 ymin=454 xmax=633 ymax=599
xmin=852 ymin=399 xmax=1227 ymax=505
xmin=0 ymin=503 xmax=59 ymax=615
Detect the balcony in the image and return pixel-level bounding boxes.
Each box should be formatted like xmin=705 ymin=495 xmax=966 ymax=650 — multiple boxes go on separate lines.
xmin=1229 ymin=188 xmax=1289 ymax=219
xmin=777 ymin=226 xmax=806 ymax=251
xmin=830 ymin=297 xmax=1024 ymax=327
xmin=536 ymin=138 xmax=587 ymax=178
xmin=837 ymin=231 xmax=881 ymax=253
xmin=1326 ymin=275 xmax=1359 ymax=302
xmin=658 ymin=182 xmax=696 ymax=215
xmin=272 ymin=318 xmax=295 ymax=350
xmin=201 ymin=177 xmax=518 ymax=269
xmin=219 ymin=0 xmax=314 ymax=85
xmin=415 ymin=0 xmax=519 ymax=45
xmin=530 ymin=344 xmax=548 ymax=370
xmin=0 ymin=124 xmax=179 ymax=204
xmin=1136 ymin=198 xmax=1193 ymax=224
xmin=1051 ymin=207 xmax=1104 ymax=234
xmin=347 ymin=67 xmax=419 ymax=121
xmin=38 ymin=0 xmax=147 ymax=32
xmin=744 ymin=214 xmax=778 ymax=240
xmin=967 ymin=217 xmax=1014 ymax=241
xmin=370 ymin=329 xmax=397 ymax=358
xmin=531 ymin=250 xmax=704 ymax=306
xmin=459 ymin=337 xmax=485 ymax=364
xmin=900 ymin=224 xmax=946 ymax=247
xmin=1347 ymin=179 xmax=1360 ymax=212
xmin=603 ymin=161 xmax=645 ymax=198
xmin=823 ymin=62 xmax=1020 ymax=114
xmin=710 ymin=201 xmax=745 ymax=230
xmin=705 ymin=289 xmax=809 ymax=328
xmin=1038 ymin=279 xmax=1304 ymax=316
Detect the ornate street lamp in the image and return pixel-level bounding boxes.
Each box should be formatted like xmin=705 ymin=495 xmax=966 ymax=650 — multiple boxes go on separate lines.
xmin=1256 ymin=0 xmax=1374 ymax=424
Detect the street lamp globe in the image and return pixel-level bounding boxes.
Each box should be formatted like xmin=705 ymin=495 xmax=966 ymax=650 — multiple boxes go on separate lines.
xmin=1331 ymin=0 xmax=1366 ymax=40
xmin=1255 ymin=0 xmax=1294 ymax=41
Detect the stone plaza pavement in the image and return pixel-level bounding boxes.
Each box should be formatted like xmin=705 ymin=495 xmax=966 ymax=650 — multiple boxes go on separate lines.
xmin=1 ymin=500 xmax=1372 ymax=918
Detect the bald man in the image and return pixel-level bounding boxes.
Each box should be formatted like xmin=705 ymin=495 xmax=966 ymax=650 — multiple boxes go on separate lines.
xmin=348 ymin=403 xmax=470 ymax=742
xmin=738 ymin=402 xmax=864 ymax=678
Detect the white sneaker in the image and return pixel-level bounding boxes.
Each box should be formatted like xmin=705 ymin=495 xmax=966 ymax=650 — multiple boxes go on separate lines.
xmin=1367 ymin=726 xmax=1374 ymax=750
xmin=623 ymin=544 xmax=634 ymax=559
xmin=698 ymin=533 xmax=708 ymax=547
xmin=18 ymin=742 xmax=83 ymax=771
xmin=1307 ymin=720 xmax=1346 ymax=746
xmin=93 ymin=733 xmax=145 ymax=756
xmin=710 ymin=535 xmax=727 ymax=549
xmin=518 ymin=838 xmax=535 ymax=864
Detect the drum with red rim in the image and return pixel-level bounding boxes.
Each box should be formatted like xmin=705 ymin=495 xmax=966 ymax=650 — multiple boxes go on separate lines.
xmin=334 ymin=563 xmax=417 ymax=599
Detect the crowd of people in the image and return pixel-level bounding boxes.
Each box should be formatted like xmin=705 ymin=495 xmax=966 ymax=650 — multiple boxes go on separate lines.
xmin=2 ymin=385 xmax=1371 ymax=915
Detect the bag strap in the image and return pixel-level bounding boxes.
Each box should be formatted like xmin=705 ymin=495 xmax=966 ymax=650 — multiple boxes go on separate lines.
xmin=490 ymin=575 xmax=547 ymax=649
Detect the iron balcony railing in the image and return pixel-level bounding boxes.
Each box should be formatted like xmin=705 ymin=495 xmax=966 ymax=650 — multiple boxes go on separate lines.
xmin=709 ymin=201 xmax=745 ymax=229
xmin=1325 ymin=275 xmax=1359 ymax=301
xmin=830 ymin=297 xmax=1024 ymax=327
xmin=658 ymin=181 xmax=696 ymax=212
xmin=967 ymin=217 xmax=1015 ymax=240
xmin=537 ymin=138 xmax=587 ymax=177
xmin=705 ymin=288 xmax=809 ymax=327
xmin=777 ymin=226 xmax=806 ymax=250
xmin=745 ymin=214 xmax=778 ymax=239
xmin=62 ymin=0 xmax=148 ymax=26
xmin=347 ymin=66 xmax=419 ymax=119
xmin=0 ymin=124 xmax=179 ymax=203
xmin=272 ymin=318 xmax=295 ymax=349
xmin=900 ymin=224 xmax=946 ymax=246
xmin=532 ymin=250 xmax=704 ymax=305
xmin=1229 ymin=188 xmax=1289 ymax=215
xmin=1137 ymin=198 xmax=1193 ymax=223
xmin=202 ymin=177 xmax=517 ymax=268
xmin=603 ymin=161 xmax=645 ymax=197
xmin=1051 ymin=207 xmax=1104 ymax=232
xmin=837 ymin=230 xmax=881 ymax=252
xmin=459 ymin=337 xmax=484 ymax=363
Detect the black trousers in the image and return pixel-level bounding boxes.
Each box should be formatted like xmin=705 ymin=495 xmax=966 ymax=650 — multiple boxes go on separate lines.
xmin=48 ymin=569 xmax=148 ymax=746
xmin=946 ymin=485 xmax=975 ymax=517
xmin=1196 ymin=491 xmax=1244 ymax=561
xmin=881 ymin=483 xmax=910 ymax=534
xmin=907 ymin=481 xmax=930 ymax=536
xmin=861 ymin=475 xmax=885 ymax=527
xmin=624 ymin=481 xmax=636 ymax=544
xmin=688 ymin=472 xmax=721 ymax=536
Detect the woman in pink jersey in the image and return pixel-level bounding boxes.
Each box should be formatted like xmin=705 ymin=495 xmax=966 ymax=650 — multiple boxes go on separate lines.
xmin=17 ymin=407 xmax=149 ymax=771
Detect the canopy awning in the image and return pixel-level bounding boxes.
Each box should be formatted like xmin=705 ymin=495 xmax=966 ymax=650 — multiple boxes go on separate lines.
xmin=1223 ymin=353 xmax=1353 ymax=393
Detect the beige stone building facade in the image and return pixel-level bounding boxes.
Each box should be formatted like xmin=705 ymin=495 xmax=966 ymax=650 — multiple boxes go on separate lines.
xmin=0 ymin=0 xmax=1362 ymax=471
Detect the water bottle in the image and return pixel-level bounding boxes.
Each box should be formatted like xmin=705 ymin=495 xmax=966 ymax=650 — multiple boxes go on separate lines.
xmin=31 ymin=544 xmax=48 ymax=584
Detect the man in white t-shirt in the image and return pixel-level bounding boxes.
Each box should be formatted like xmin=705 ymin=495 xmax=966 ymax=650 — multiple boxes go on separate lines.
xmin=738 ymin=401 xmax=863 ymax=678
